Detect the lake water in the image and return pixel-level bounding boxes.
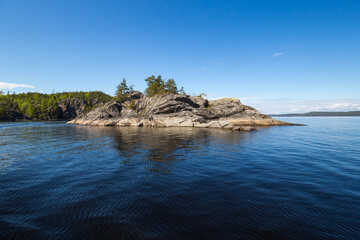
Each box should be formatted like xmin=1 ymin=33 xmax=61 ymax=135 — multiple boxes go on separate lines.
xmin=0 ymin=118 xmax=359 ymax=239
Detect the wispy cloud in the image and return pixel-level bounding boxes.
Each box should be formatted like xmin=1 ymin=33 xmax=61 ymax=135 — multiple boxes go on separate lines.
xmin=201 ymin=67 xmax=207 ymax=71
xmin=273 ymin=52 xmax=283 ymax=58
xmin=0 ymin=82 xmax=36 ymax=90
xmin=241 ymin=98 xmax=360 ymax=114
xmin=240 ymin=96 xmax=259 ymax=101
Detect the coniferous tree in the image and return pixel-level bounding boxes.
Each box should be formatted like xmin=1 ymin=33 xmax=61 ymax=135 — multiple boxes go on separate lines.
xmin=165 ymin=79 xmax=177 ymax=94
xmin=179 ymin=87 xmax=186 ymax=95
xmin=144 ymin=75 xmax=185 ymax=97
xmin=115 ymin=78 xmax=130 ymax=102
xmin=144 ymin=75 xmax=165 ymax=97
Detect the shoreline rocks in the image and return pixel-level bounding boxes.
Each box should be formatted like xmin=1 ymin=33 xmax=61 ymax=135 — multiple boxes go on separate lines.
xmin=68 ymin=93 xmax=298 ymax=131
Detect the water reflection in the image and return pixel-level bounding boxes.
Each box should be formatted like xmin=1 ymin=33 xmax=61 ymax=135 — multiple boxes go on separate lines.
xmin=1 ymin=121 xmax=360 ymax=239
xmin=1 ymin=123 xmax=250 ymax=174
xmin=73 ymin=126 xmax=251 ymax=173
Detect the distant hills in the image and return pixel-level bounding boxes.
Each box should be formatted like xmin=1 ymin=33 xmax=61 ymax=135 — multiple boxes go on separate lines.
xmin=271 ymin=111 xmax=360 ymax=117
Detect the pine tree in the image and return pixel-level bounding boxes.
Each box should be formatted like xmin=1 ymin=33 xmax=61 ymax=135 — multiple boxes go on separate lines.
xmin=179 ymin=87 xmax=186 ymax=95
xmin=165 ymin=79 xmax=178 ymax=94
xmin=144 ymin=75 xmax=165 ymax=97
xmin=144 ymin=75 xmax=185 ymax=96
xmin=115 ymin=78 xmax=130 ymax=102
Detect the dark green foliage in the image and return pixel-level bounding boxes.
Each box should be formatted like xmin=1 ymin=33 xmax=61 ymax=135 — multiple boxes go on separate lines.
xmin=0 ymin=91 xmax=112 ymax=121
xmin=144 ymin=75 xmax=165 ymax=97
xmin=115 ymin=78 xmax=130 ymax=102
xmin=0 ymin=106 xmax=6 ymax=120
xmin=144 ymin=75 xmax=185 ymax=97
xmin=165 ymin=79 xmax=177 ymax=94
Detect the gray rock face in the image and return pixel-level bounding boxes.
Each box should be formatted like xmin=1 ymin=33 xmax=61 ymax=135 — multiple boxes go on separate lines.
xmin=68 ymin=94 xmax=294 ymax=131
xmin=59 ymin=98 xmax=86 ymax=119
xmin=128 ymin=91 xmax=145 ymax=100
xmin=58 ymin=97 xmax=110 ymax=119
xmin=82 ymin=101 xmax=122 ymax=120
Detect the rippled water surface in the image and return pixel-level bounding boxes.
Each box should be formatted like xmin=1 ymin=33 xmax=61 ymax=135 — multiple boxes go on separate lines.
xmin=0 ymin=118 xmax=359 ymax=239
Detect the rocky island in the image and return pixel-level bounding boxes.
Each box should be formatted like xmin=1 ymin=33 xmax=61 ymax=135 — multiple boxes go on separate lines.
xmin=1 ymin=76 xmax=296 ymax=130
xmin=68 ymin=91 xmax=294 ymax=131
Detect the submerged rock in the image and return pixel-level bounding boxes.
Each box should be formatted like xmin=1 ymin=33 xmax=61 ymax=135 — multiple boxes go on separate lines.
xmin=68 ymin=93 xmax=295 ymax=131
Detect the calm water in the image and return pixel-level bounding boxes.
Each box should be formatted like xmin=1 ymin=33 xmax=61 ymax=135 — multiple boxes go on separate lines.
xmin=0 ymin=118 xmax=359 ymax=240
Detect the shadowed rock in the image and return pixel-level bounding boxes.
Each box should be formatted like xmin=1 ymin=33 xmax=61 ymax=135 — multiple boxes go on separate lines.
xmin=59 ymin=98 xmax=87 ymax=119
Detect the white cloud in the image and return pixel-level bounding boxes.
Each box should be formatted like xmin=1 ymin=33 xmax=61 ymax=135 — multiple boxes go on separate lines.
xmin=273 ymin=52 xmax=283 ymax=58
xmin=201 ymin=67 xmax=207 ymax=71
xmin=0 ymin=82 xmax=36 ymax=90
xmin=241 ymin=98 xmax=360 ymax=114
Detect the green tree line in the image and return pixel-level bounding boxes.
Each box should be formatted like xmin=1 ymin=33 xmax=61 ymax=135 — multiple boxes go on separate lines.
xmin=0 ymin=91 xmax=112 ymax=120
xmin=115 ymin=75 xmax=186 ymax=101
xmin=1 ymin=75 xmax=191 ymax=121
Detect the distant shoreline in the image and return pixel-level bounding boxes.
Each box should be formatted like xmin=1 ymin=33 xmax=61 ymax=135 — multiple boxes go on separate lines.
xmin=271 ymin=111 xmax=360 ymax=117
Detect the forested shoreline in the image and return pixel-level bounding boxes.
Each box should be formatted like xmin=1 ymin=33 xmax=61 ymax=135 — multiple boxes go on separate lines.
xmin=0 ymin=75 xmax=190 ymax=121
xmin=0 ymin=91 xmax=112 ymax=121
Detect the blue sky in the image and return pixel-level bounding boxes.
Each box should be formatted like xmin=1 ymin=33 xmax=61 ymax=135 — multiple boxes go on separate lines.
xmin=0 ymin=0 xmax=359 ymax=113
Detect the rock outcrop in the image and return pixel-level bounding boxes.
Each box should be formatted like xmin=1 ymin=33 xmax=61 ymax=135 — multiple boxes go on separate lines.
xmin=59 ymin=98 xmax=87 ymax=119
xmin=68 ymin=93 xmax=295 ymax=131
xmin=57 ymin=97 xmax=107 ymax=120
